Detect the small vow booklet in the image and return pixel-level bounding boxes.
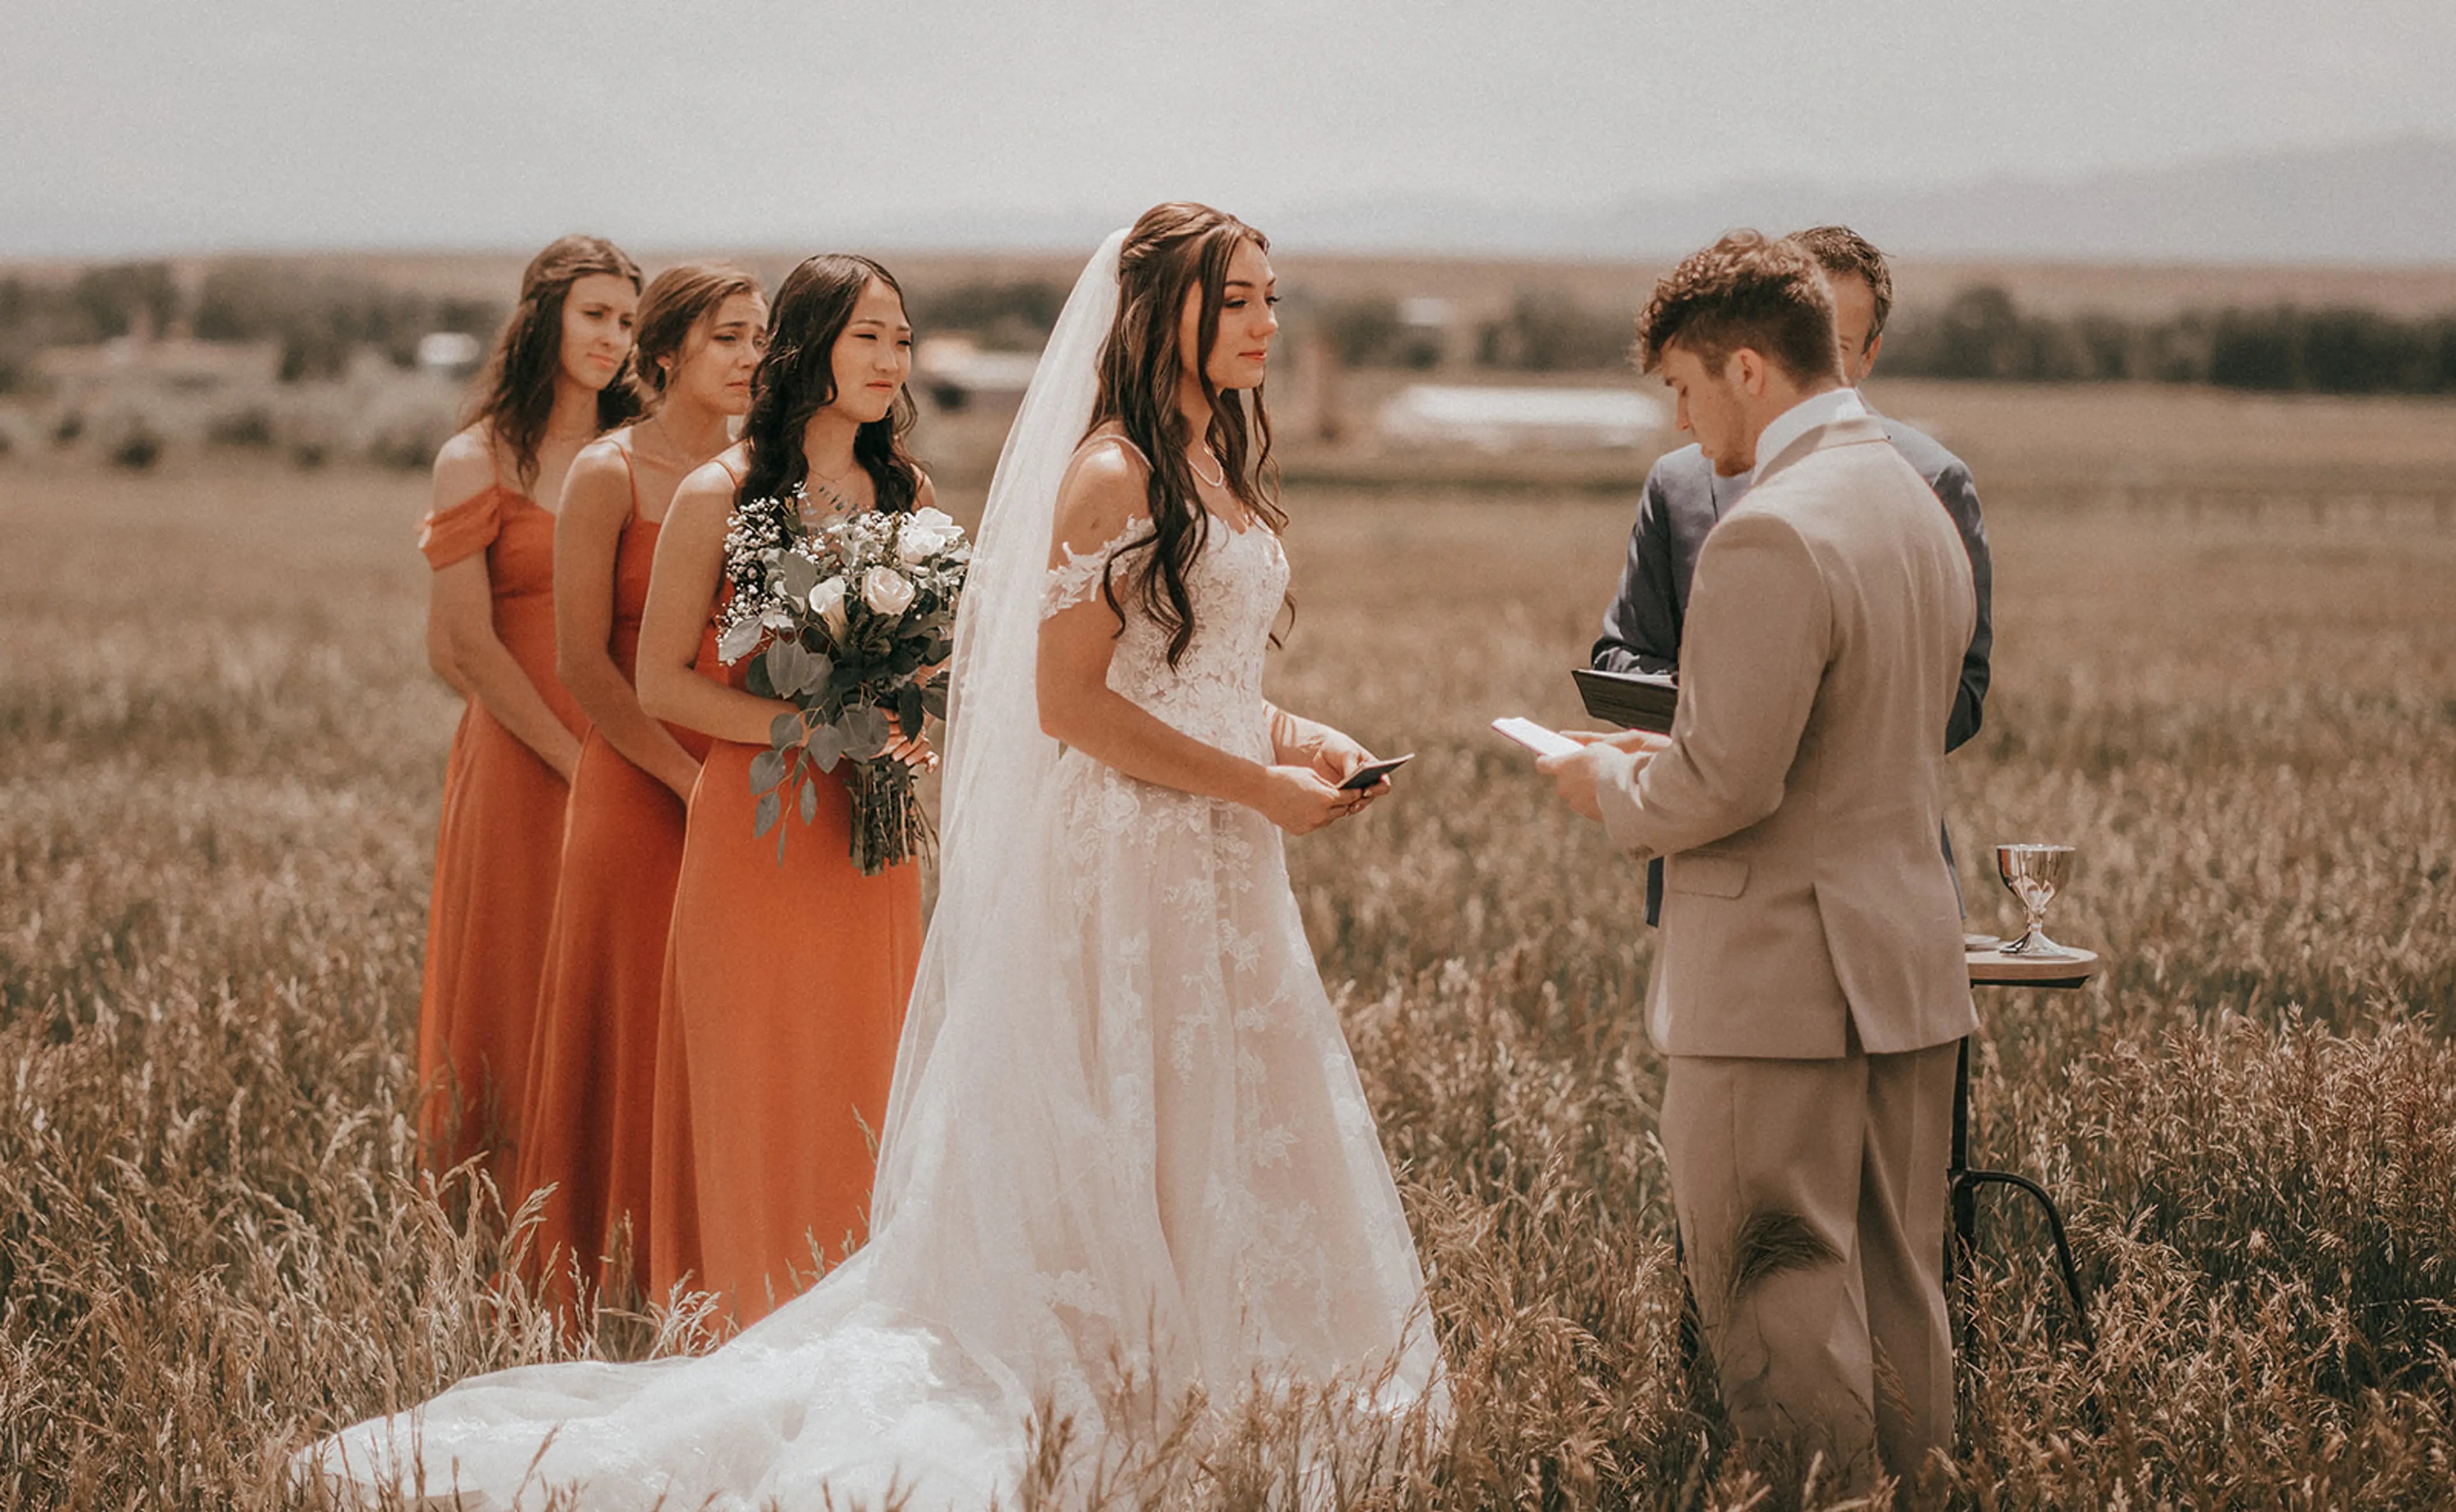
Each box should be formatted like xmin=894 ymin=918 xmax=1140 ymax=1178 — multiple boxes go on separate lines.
xmin=1571 ymin=667 xmax=1678 ymax=735
xmin=1490 ymin=716 xmax=1581 ymax=759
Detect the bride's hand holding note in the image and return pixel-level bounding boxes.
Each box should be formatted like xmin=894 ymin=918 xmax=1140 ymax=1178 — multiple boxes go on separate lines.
xmin=1266 ymin=704 xmax=1402 ymax=819
xmin=1254 ymin=748 xmax=1409 ymax=835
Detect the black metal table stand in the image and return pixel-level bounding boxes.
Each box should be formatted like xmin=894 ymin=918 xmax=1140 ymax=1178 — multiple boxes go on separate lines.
xmin=1947 ymin=1035 xmax=2096 ymax=1353
xmin=1673 ymin=949 xmax=2106 ymax=1378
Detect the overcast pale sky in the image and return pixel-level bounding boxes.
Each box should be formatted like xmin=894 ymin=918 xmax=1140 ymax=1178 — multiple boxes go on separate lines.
xmin=6 ymin=0 xmax=2451 ymax=254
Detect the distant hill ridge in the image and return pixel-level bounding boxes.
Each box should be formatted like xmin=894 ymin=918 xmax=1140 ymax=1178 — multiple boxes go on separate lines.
xmin=850 ymin=135 xmax=2456 ymax=269
xmin=5 ymin=137 xmax=2450 ymax=269
xmin=1267 ymin=134 xmax=2456 ymax=266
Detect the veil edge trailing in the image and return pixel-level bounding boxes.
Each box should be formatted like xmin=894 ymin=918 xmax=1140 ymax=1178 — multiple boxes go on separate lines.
xmin=871 ymin=229 xmax=1127 ymax=1217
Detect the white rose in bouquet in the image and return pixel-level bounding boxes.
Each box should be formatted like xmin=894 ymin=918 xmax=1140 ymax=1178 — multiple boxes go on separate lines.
xmin=810 ymin=576 xmax=849 ymax=639
xmin=862 ymin=566 xmax=917 ymax=616
xmin=896 ymin=507 xmax=960 ymax=564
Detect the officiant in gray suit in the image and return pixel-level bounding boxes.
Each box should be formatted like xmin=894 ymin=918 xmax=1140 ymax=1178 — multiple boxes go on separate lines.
xmin=1594 ymin=226 xmax=1991 ymax=926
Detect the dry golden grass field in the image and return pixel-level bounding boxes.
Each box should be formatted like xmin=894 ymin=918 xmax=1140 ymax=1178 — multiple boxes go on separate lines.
xmin=3 ymin=378 xmax=2455 ymax=1508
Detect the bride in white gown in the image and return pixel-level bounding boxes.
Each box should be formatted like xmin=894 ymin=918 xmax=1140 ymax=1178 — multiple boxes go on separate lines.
xmin=298 ymin=204 xmax=1442 ymax=1509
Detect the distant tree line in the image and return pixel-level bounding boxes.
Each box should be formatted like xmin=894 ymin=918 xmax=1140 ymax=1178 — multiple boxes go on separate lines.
xmin=1881 ymin=284 xmax=2456 ymax=394
xmin=11 ymin=262 xmax=2455 ymax=399
xmin=1314 ymin=295 xmax=1445 ymax=370
xmin=1307 ymin=290 xmax=1627 ymax=372
xmin=0 ymin=261 xmax=503 ymax=390
xmin=900 ymin=279 xmax=1071 ymax=352
xmin=0 ymin=265 xmax=182 ymax=392
xmin=192 ymin=265 xmax=503 ymax=381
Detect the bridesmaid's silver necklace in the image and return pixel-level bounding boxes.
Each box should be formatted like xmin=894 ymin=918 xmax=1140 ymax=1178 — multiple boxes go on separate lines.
xmin=803 ymin=458 xmax=862 ymax=528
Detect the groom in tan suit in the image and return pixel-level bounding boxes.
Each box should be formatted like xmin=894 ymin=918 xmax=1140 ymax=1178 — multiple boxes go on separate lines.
xmin=1542 ymin=231 xmax=1977 ymax=1489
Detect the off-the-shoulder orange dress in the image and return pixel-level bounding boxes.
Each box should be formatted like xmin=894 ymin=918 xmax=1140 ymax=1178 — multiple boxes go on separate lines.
xmin=416 ymin=486 xmax=587 ymax=1192
xmin=515 ymin=458 xmax=715 ymax=1304
xmin=645 ymin=585 xmax=924 ymax=1324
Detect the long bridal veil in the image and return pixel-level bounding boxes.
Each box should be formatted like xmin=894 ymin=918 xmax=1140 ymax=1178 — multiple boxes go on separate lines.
xmin=871 ymin=227 xmax=1124 ymax=1218
xmin=300 ymin=227 xmax=1439 ymax=1511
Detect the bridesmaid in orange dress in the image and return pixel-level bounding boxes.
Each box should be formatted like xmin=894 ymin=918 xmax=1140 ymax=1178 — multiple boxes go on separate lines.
xmin=418 ymin=235 xmax=641 ymax=1192
xmin=515 ymin=266 xmax=769 ymax=1304
xmin=634 ymin=255 xmax=933 ymax=1321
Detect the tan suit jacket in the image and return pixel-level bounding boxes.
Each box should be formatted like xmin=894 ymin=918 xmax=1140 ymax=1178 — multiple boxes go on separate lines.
xmin=1596 ymin=414 xmax=1979 ymax=1059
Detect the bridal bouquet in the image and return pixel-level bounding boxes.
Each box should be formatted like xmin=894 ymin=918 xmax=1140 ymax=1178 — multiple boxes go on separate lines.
xmin=714 ymin=492 xmax=969 ymax=873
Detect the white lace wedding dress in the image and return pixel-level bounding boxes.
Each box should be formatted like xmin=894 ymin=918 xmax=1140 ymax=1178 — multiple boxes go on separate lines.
xmin=297 ymin=233 xmax=1441 ymax=1510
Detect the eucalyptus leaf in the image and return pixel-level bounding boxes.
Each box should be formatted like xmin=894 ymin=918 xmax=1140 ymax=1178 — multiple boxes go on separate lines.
xmin=806 ymin=725 xmax=844 ymax=772
xmin=771 ymin=710 xmax=805 ymax=748
xmin=754 ymin=789 xmax=782 ymax=838
xmin=716 ymin=616 xmax=765 ymax=664
xmin=898 ymin=683 xmax=926 ymax=740
xmin=779 ymin=553 xmax=820 ymax=600
xmin=839 ymin=704 xmax=891 ymax=759
xmin=764 ymin=640 xmax=811 ymax=698
xmin=799 ymin=777 xmax=819 ymax=825
xmin=761 ymin=638 xmax=794 ymax=687
xmin=749 ymin=748 xmax=786 ymax=792
xmin=796 ymin=643 xmax=831 ymax=697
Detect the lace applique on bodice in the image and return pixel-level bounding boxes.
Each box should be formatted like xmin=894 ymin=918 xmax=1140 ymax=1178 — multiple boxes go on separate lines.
xmin=1043 ymin=513 xmax=1288 ymax=758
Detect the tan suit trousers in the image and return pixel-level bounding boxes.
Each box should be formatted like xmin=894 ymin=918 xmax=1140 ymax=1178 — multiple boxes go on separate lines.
xmin=1661 ymin=1039 xmax=1959 ymax=1489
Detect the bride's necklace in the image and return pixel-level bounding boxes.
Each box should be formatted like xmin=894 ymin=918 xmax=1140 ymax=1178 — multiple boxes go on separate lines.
xmin=1186 ymin=445 xmax=1225 ymax=490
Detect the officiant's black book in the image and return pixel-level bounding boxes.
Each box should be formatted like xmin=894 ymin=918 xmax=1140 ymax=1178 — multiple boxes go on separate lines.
xmin=1572 ymin=667 xmax=1678 ymax=735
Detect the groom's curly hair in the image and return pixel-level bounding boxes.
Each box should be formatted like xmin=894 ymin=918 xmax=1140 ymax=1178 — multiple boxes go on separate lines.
xmin=1632 ymin=231 xmax=1841 ymax=386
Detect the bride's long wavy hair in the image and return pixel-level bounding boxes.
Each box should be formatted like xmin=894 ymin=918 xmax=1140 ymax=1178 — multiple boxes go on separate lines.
xmin=1088 ymin=202 xmax=1285 ymax=669
xmin=737 ymin=254 xmax=921 ymax=516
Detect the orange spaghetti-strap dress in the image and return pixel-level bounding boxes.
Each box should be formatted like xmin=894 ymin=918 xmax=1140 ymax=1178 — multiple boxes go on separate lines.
xmin=515 ymin=455 xmax=715 ymax=1303
xmin=415 ymin=486 xmax=587 ymax=1192
xmin=647 ymin=525 xmax=924 ymax=1323
xmin=643 ymin=619 xmax=719 ymax=1307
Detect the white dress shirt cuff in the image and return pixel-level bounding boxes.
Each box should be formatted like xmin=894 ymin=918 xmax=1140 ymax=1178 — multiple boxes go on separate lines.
xmin=1592 ymin=748 xmax=1656 ymax=861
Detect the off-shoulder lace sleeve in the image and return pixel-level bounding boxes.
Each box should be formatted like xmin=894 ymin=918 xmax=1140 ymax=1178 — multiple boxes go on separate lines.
xmin=1042 ymin=521 xmax=1151 ymax=619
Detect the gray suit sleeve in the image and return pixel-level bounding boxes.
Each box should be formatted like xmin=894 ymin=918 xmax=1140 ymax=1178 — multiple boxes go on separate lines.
xmin=1591 ymin=468 xmax=1681 ymax=676
xmin=1935 ymin=461 xmax=1991 ymax=751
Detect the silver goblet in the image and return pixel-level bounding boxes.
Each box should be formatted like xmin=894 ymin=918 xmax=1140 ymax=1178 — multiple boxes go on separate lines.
xmin=1994 ymin=843 xmax=2077 ymax=958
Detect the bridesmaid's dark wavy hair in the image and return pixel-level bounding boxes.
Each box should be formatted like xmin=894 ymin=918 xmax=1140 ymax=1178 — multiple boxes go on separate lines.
xmin=736 ymin=254 xmax=920 ymax=516
xmin=1089 ymin=202 xmax=1285 ymax=669
xmin=465 ymin=234 xmax=643 ymax=490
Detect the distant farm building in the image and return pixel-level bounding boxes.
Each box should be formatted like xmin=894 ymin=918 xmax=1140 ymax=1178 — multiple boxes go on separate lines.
xmin=416 ymin=331 xmax=484 ymax=377
xmin=1377 ymin=384 xmax=1667 ymax=451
